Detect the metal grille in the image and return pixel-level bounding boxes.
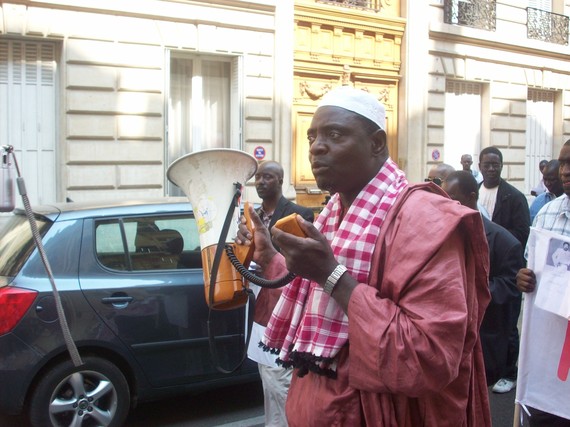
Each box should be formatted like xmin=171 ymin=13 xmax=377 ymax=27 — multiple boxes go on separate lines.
xmin=25 ymin=43 xmax=38 ymax=85
xmin=446 ymin=80 xmax=482 ymax=96
xmin=41 ymin=44 xmax=55 ymax=86
xmin=316 ymin=0 xmax=387 ymax=13
xmin=528 ymin=88 xmax=555 ymax=103
xmin=527 ymin=7 xmax=569 ymax=45
xmin=0 ymin=42 xmax=7 ymax=83
xmin=443 ymin=0 xmax=496 ymax=31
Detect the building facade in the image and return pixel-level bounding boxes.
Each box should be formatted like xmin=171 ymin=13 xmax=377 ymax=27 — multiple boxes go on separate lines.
xmin=402 ymin=0 xmax=570 ymax=192
xmin=0 ymin=0 xmax=292 ymax=205
xmin=3 ymin=0 xmax=569 ymax=209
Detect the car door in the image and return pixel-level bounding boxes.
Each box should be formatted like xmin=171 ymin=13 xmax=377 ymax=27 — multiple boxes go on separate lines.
xmin=78 ymin=211 xmax=250 ymax=388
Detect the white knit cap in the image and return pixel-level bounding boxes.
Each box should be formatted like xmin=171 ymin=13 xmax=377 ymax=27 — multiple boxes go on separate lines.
xmin=317 ymin=86 xmax=386 ymax=131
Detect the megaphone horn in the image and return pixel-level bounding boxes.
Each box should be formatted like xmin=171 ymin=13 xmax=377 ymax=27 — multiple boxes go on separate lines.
xmin=167 ymin=149 xmax=258 ymax=310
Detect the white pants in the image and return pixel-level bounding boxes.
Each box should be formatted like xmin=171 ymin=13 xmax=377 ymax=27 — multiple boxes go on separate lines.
xmin=258 ymin=363 xmax=292 ymax=427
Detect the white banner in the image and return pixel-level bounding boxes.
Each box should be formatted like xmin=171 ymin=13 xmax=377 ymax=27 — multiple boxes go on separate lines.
xmin=516 ymin=227 xmax=570 ymax=420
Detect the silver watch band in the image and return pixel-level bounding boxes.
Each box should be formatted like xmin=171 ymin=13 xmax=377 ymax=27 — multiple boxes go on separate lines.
xmin=323 ymin=264 xmax=347 ymax=295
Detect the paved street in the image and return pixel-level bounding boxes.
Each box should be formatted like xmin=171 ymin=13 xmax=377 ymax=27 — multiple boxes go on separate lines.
xmin=489 ymin=387 xmax=517 ymax=427
xmin=1 ymin=380 xmax=521 ymax=426
xmin=123 ymin=380 xmax=265 ymax=427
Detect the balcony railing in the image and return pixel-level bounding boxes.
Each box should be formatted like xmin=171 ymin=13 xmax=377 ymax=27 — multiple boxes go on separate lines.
xmin=443 ymin=0 xmax=496 ymax=31
xmin=316 ymin=0 xmax=387 ymax=13
xmin=527 ymin=7 xmax=569 ymax=45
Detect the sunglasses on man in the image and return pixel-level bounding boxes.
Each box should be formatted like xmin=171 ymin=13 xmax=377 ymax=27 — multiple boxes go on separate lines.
xmin=424 ymin=177 xmax=443 ymax=186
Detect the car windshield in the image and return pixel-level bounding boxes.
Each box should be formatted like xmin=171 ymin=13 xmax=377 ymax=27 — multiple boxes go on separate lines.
xmin=0 ymin=214 xmax=51 ymax=278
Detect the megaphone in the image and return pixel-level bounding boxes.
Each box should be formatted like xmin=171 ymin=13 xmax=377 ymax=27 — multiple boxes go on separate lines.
xmin=167 ymin=149 xmax=258 ymax=310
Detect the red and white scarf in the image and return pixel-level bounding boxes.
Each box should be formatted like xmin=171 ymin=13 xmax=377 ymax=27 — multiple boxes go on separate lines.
xmin=262 ymin=158 xmax=408 ymax=376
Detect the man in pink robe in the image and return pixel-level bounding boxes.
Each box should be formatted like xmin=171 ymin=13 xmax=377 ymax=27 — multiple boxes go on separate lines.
xmin=237 ymin=87 xmax=491 ymax=426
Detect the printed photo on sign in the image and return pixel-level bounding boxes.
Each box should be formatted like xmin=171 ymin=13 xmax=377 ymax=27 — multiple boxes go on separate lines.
xmin=516 ymin=227 xmax=570 ymax=419
xmin=549 ymin=240 xmax=570 ymax=270
xmin=528 ymin=228 xmax=570 ymax=320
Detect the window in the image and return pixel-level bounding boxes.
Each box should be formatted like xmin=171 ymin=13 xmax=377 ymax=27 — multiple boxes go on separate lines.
xmin=0 ymin=40 xmax=57 ymax=205
xmin=0 ymin=214 xmax=50 ymax=277
xmin=526 ymin=89 xmax=554 ymax=194
xmin=167 ymin=53 xmax=241 ymax=196
xmin=95 ymin=215 xmax=202 ymax=271
xmin=444 ymin=81 xmax=482 ymax=168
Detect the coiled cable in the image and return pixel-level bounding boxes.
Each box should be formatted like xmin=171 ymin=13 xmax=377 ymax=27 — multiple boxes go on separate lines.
xmin=225 ymin=244 xmax=296 ymax=289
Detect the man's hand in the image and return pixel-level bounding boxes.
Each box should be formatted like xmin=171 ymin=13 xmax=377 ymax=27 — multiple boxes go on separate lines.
xmin=271 ymin=215 xmax=337 ymax=286
xmin=516 ymin=268 xmax=536 ymax=293
xmin=271 ymin=215 xmax=358 ymax=313
xmin=235 ymin=204 xmax=277 ymax=269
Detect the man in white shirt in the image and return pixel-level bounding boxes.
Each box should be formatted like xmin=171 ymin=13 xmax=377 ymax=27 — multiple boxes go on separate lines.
xmin=478 ymin=146 xmax=530 ymax=394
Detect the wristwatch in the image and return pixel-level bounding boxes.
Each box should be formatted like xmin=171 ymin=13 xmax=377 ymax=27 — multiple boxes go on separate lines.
xmin=323 ymin=264 xmax=347 ymax=295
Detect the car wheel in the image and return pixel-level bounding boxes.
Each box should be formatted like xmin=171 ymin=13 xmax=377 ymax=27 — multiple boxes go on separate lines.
xmin=29 ymin=356 xmax=130 ymax=427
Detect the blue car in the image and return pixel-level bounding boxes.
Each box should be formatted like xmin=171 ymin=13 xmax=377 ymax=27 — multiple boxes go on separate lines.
xmin=0 ymin=198 xmax=258 ymax=427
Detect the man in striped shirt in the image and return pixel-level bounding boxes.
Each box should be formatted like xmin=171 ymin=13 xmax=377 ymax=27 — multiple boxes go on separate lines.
xmin=516 ymin=140 xmax=570 ymax=426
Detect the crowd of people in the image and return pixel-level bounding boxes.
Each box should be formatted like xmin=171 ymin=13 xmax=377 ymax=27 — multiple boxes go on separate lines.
xmin=238 ymin=86 xmax=569 ymax=426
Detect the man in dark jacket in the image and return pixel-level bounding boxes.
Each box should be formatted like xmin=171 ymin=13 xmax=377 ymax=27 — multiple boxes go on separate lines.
xmin=478 ymin=146 xmax=530 ymax=394
xmin=443 ymin=170 xmax=524 ymax=385
xmin=478 ymin=147 xmax=530 ymax=247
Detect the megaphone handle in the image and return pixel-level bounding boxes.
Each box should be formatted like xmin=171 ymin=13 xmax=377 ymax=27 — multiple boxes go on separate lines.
xmin=244 ymin=201 xmax=253 ymax=235
xmin=232 ymin=202 xmax=255 ymax=268
xmin=208 ymin=184 xmax=244 ymax=308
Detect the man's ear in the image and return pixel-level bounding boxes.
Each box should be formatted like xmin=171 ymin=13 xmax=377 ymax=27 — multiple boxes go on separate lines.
xmin=470 ymin=192 xmax=478 ymax=205
xmin=370 ymin=129 xmax=387 ymax=156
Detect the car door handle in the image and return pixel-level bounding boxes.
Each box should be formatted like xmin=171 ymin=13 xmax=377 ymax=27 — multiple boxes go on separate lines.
xmin=101 ymin=296 xmax=134 ymax=304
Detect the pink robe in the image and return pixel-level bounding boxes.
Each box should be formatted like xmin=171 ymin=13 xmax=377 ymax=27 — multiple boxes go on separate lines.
xmin=265 ymin=184 xmax=491 ymax=426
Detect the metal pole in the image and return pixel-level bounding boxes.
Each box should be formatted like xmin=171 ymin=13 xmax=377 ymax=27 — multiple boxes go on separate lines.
xmin=2 ymin=145 xmax=83 ymax=367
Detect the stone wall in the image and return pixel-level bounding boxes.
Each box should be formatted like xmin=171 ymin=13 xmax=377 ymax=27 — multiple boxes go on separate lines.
xmin=0 ymin=1 xmax=286 ymax=202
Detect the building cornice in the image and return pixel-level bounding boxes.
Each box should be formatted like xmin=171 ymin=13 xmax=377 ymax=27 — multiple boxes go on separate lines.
xmin=430 ymin=23 xmax=570 ymax=65
xmin=2 ymin=0 xmax=277 ymax=32
xmin=295 ymin=5 xmax=405 ymax=35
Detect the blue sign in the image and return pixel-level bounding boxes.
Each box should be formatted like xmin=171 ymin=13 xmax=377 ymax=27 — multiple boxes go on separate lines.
xmin=254 ymin=146 xmax=266 ymax=160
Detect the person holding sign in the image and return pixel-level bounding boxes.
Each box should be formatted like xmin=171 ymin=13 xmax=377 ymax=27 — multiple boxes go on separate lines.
xmin=515 ymin=140 xmax=570 ymax=427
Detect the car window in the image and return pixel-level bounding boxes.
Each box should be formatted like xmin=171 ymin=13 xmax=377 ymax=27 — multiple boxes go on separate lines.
xmin=95 ymin=214 xmax=202 ymax=271
xmin=0 ymin=214 xmax=51 ymax=277
xmin=95 ymin=220 xmax=128 ymax=270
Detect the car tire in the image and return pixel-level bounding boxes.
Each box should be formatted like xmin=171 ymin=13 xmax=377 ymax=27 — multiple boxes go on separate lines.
xmin=29 ymin=356 xmax=130 ymax=427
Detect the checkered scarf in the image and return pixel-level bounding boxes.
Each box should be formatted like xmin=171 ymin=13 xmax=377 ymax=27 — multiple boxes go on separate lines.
xmin=262 ymin=158 xmax=408 ymax=377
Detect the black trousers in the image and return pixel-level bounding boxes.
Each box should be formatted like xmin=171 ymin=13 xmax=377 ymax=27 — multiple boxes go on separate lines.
xmin=527 ymin=406 xmax=570 ymax=427
xmin=505 ymin=294 xmax=522 ymax=380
